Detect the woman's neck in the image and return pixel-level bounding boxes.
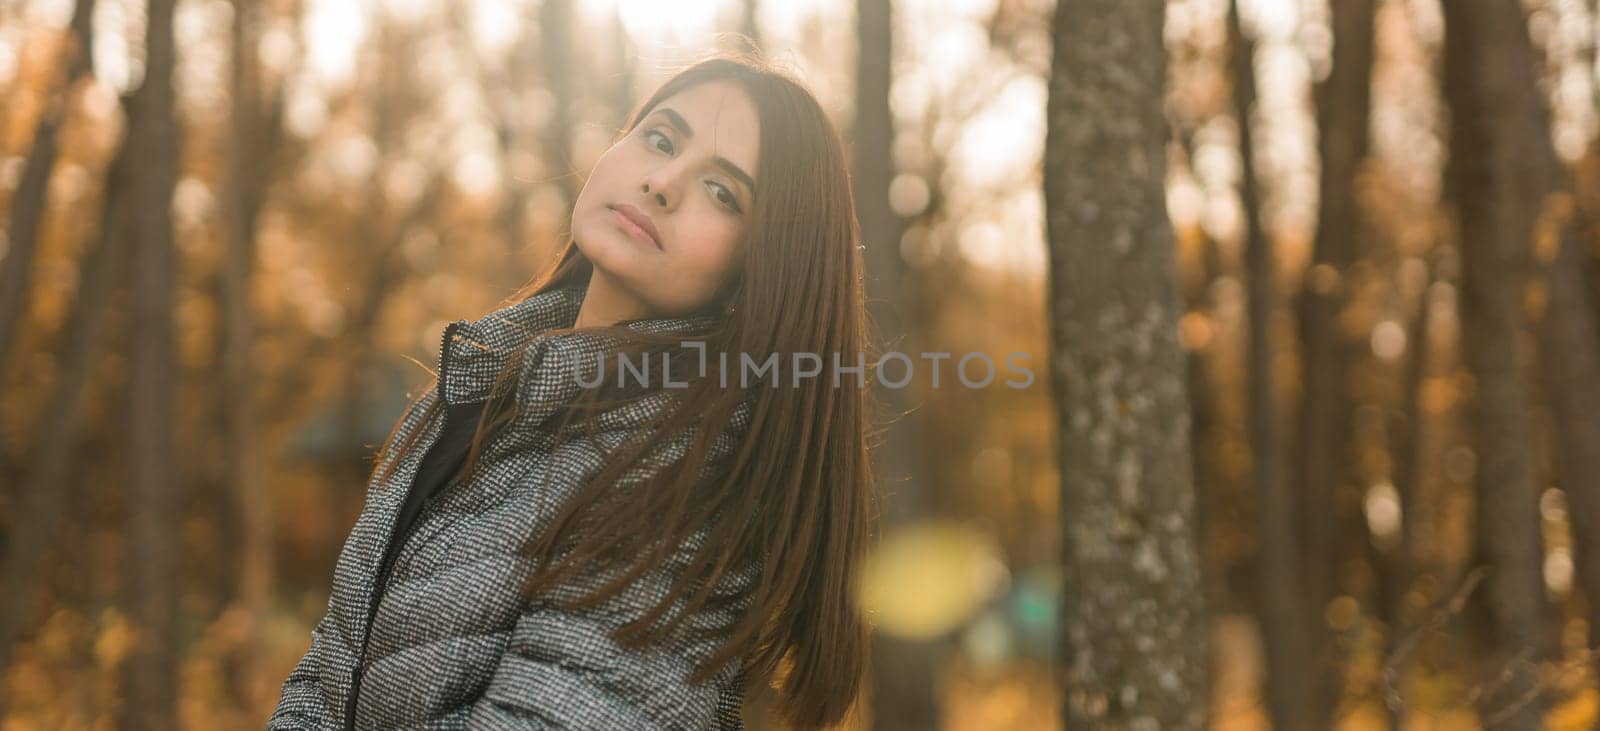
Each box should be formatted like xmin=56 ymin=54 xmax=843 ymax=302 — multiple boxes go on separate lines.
xmin=574 ymin=271 xmax=653 ymax=329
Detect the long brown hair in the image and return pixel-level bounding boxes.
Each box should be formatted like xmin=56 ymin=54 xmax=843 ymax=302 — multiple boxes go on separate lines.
xmin=366 ymin=51 xmax=879 ymax=729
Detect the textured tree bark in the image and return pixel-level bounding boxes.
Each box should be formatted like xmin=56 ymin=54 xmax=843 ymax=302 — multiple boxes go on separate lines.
xmin=0 ymin=0 xmax=95 ymax=381
xmin=1294 ymin=0 xmax=1375 ymax=723
xmin=126 ymin=0 xmax=182 ymax=726
xmin=1228 ymin=3 xmax=1316 ymax=729
xmin=1045 ymin=0 xmax=1209 ymax=726
xmin=1440 ymin=1 xmax=1559 ymax=728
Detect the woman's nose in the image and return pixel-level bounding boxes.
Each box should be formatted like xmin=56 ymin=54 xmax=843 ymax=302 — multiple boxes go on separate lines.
xmin=641 ymin=159 xmax=689 ymax=210
xmin=642 ymin=180 xmax=669 ymax=209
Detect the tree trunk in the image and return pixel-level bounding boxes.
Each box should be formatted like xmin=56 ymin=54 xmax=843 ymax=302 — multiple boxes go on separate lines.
xmin=1294 ymin=0 xmax=1375 ymax=722
xmin=1229 ymin=3 xmax=1317 ymax=728
xmin=1440 ymin=1 xmax=1558 ymax=727
xmin=0 ymin=0 xmax=95 ymax=373
xmin=222 ymin=0 xmax=281 ymax=711
xmin=1376 ymin=255 xmax=1437 ymax=727
xmin=852 ymin=1 xmax=940 ymax=728
xmin=477 ymin=0 xmax=539 ymax=260
xmin=1045 ymin=0 xmax=1209 ymax=726
xmin=853 ymin=1 xmax=909 ymax=540
xmin=1523 ymin=41 xmax=1600 ymax=702
xmin=1533 ymin=216 xmax=1600 ymax=705
xmin=610 ymin=9 xmax=637 ymax=131
xmin=125 ymin=0 xmax=182 ymax=725
xmin=739 ymin=0 xmax=762 ymax=50
xmin=332 ymin=19 xmax=426 ymax=494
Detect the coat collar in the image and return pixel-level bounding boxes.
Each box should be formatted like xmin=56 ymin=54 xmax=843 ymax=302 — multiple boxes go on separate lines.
xmin=436 ymin=284 xmax=721 ymax=435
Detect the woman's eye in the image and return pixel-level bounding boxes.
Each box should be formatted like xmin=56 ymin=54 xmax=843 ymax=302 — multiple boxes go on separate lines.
xmin=645 ymin=129 xmax=673 ymax=154
xmin=708 ymin=182 xmax=742 ymax=214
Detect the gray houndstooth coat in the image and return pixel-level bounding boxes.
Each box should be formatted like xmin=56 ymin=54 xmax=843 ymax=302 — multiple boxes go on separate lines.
xmin=267 ymin=285 xmax=761 ymax=730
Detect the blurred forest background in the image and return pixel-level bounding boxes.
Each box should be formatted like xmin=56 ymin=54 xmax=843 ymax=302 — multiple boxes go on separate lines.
xmin=1 ymin=0 xmax=1599 ymax=728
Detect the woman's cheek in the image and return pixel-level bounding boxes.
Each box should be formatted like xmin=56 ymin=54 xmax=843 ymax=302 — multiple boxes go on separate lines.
xmin=671 ymin=234 xmax=739 ymax=312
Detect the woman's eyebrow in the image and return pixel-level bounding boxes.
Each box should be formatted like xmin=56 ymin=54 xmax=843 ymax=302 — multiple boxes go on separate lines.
xmin=653 ymin=107 xmax=757 ymax=198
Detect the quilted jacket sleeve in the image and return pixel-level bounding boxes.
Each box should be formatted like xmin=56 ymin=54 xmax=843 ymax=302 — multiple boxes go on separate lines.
xmin=266 ymin=607 xmax=335 ymax=729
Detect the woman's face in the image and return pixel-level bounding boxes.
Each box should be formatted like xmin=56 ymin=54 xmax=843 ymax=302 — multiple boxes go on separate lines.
xmin=571 ymin=80 xmax=761 ymax=316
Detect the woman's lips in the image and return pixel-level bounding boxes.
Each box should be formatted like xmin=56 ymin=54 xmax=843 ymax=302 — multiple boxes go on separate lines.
xmin=607 ymin=205 xmax=662 ymax=250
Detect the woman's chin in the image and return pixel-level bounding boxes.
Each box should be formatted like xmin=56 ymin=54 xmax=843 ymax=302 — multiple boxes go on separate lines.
xmin=576 ymin=220 xmax=639 ymax=258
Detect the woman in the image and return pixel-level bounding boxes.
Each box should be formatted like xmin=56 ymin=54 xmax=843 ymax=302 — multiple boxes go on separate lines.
xmin=268 ymin=51 xmax=877 ymax=730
